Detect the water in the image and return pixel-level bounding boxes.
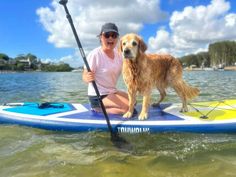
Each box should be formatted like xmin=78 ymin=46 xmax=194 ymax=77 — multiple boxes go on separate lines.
xmin=0 ymin=71 xmax=236 ymax=177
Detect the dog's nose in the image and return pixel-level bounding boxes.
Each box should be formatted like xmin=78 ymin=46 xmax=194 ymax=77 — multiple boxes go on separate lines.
xmin=124 ymin=49 xmax=131 ymax=55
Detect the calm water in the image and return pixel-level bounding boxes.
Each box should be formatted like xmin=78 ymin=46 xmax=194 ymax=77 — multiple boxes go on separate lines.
xmin=0 ymin=71 xmax=236 ymax=177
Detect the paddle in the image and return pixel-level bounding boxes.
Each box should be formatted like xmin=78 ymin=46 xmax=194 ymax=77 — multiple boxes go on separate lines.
xmin=59 ymin=0 xmax=130 ymax=148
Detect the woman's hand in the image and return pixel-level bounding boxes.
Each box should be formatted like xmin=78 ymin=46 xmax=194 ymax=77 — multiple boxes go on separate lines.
xmin=82 ymin=69 xmax=95 ymax=83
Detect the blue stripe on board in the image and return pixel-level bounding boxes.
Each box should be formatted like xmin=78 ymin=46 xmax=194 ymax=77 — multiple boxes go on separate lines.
xmin=3 ymin=102 xmax=75 ymax=116
xmin=61 ymin=103 xmax=183 ymax=121
xmin=1 ymin=114 xmax=236 ymax=133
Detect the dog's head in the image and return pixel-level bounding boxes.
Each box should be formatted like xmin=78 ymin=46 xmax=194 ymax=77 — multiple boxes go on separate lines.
xmin=119 ymin=33 xmax=147 ymax=61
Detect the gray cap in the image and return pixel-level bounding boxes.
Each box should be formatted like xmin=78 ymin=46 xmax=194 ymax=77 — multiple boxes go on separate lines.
xmin=100 ymin=23 xmax=119 ymax=35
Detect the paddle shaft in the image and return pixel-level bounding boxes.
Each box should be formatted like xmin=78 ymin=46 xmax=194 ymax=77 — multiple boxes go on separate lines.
xmin=59 ymin=0 xmax=116 ymax=138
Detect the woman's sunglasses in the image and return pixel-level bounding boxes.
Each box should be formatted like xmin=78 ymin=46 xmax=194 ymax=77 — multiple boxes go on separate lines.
xmin=103 ymin=32 xmax=118 ymax=39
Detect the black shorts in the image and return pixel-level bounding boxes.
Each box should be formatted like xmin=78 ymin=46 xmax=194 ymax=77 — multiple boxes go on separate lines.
xmin=88 ymin=95 xmax=108 ymax=108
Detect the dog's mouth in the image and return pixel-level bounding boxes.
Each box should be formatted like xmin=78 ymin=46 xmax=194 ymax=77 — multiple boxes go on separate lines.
xmin=123 ymin=54 xmax=134 ymax=59
xmin=123 ymin=49 xmax=135 ymax=59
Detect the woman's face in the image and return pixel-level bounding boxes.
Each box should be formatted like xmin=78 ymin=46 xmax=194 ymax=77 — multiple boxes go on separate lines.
xmin=100 ymin=32 xmax=119 ymax=50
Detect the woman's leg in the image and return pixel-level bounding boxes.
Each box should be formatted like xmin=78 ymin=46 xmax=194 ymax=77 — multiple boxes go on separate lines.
xmin=102 ymin=90 xmax=129 ymax=114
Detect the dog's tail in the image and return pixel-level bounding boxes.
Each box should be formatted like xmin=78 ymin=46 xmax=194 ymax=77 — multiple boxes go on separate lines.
xmin=172 ymin=81 xmax=200 ymax=100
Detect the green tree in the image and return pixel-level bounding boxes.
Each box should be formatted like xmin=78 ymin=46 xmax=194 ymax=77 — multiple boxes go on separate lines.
xmin=209 ymin=41 xmax=236 ymax=66
xmin=0 ymin=53 xmax=9 ymax=61
xmin=16 ymin=63 xmax=25 ymax=71
xmin=196 ymin=52 xmax=210 ymax=67
xmin=41 ymin=63 xmax=73 ymax=72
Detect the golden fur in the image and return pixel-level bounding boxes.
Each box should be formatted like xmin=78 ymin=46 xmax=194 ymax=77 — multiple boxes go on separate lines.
xmin=119 ymin=33 xmax=200 ymax=120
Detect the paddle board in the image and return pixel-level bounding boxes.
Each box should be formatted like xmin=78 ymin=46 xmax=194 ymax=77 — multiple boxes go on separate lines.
xmin=0 ymin=100 xmax=236 ymax=134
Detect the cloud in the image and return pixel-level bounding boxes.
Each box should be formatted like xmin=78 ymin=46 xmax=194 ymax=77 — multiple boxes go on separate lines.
xmin=148 ymin=0 xmax=236 ymax=57
xmin=58 ymin=53 xmax=83 ymax=68
xmin=36 ymin=0 xmax=168 ymax=67
xmin=37 ymin=0 xmax=167 ymax=51
xmin=40 ymin=50 xmax=85 ymax=68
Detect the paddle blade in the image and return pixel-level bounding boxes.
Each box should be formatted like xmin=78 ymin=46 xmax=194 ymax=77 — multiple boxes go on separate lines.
xmin=111 ymin=133 xmax=133 ymax=152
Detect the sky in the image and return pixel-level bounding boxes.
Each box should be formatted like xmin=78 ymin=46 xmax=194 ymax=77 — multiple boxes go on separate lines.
xmin=1 ymin=0 xmax=236 ymax=67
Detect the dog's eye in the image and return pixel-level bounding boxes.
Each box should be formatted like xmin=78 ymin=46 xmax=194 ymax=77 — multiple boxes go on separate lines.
xmin=122 ymin=42 xmax=126 ymax=46
xmin=132 ymin=41 xmax=137 ymax=46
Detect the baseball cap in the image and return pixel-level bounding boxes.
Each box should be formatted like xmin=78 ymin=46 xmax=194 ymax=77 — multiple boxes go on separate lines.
xmin=100 ymin=23 xmax=119 ymax=35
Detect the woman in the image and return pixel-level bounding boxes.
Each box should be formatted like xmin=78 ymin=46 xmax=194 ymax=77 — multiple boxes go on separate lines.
xmin=82 ymin=22 xmax=129 ymax=114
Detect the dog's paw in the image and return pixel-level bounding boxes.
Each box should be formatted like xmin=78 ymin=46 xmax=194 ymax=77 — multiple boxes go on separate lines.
xmin=138 ymin=112 xmax=148 ymax=120
xmin=180 ymin=107 xmax=188 ymax=112
xmin=123 ymin=111 xmax=133 ymax=118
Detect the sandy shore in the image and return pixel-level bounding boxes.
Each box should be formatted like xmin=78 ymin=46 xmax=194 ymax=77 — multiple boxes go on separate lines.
xmin=224 ymin=66 xmax=236 ymax=71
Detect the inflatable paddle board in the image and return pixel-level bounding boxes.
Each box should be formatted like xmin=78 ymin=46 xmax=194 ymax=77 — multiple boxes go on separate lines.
xmin=0 ymin=100 xmax=236 ymax=134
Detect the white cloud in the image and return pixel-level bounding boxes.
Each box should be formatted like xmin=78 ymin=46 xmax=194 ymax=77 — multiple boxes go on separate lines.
xmin=37 ymin=0 xmax=168 ymax=66
xmin=41 ymin=50 xmax=85 ymax=68
xmin=59 ymin=53 xmax=83 ymax=68
xmin=148 ymin=28 xmax=173 ymax=53
xmin=37 ymin=0 xmax=167 ymax=50
xmin=148 ymin=0 xmax=236 ymax=57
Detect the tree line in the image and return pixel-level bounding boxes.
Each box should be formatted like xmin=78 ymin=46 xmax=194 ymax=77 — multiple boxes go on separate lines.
xmin=180 ymin=40 xmax=236 ymax=68
xmin=0 ymin=53 xmax=73 ymax=72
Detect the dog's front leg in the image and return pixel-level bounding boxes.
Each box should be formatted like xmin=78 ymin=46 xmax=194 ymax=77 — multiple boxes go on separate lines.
xmin=123 ymin=90 xmax=136 ymax=118
xmin=180 ymin=100 xmax=188 ymax=112
xmin=139 ymin=94 xmax=150 ymax=120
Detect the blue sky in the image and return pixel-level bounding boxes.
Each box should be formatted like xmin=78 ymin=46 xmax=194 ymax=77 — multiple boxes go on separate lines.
xmin=1 ymin=0 xmax=236 ymax=67
xmin=0 ymin=0 xmax=74 ymax=60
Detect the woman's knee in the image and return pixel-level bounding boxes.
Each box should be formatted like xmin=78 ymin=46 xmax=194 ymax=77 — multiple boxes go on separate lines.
xmin=104 ymin=94 xmax=128 ymax=109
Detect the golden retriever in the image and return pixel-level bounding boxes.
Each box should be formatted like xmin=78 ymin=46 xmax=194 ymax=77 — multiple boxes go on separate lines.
xmin=119 ymin=33 xmax=200 ymax=120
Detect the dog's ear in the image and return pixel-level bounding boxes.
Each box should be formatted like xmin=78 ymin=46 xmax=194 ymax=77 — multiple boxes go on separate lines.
xmin=138 ymin=37 xmax=147 ymax=53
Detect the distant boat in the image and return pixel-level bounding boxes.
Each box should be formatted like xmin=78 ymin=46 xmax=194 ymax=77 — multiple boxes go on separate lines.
xmin=203 ymin=67 xmax=214 ymax=71
xmin=213 ymin=64 xmax=225 ymax=71
xmin=71 ymin=69 xmax=82 ymax=72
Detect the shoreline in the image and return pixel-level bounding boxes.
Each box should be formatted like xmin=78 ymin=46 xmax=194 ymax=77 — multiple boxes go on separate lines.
xmin=1 ymin=66 xmax=236 ymax=73
xmin=184 ymin=66 xmax=236 ymax=71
